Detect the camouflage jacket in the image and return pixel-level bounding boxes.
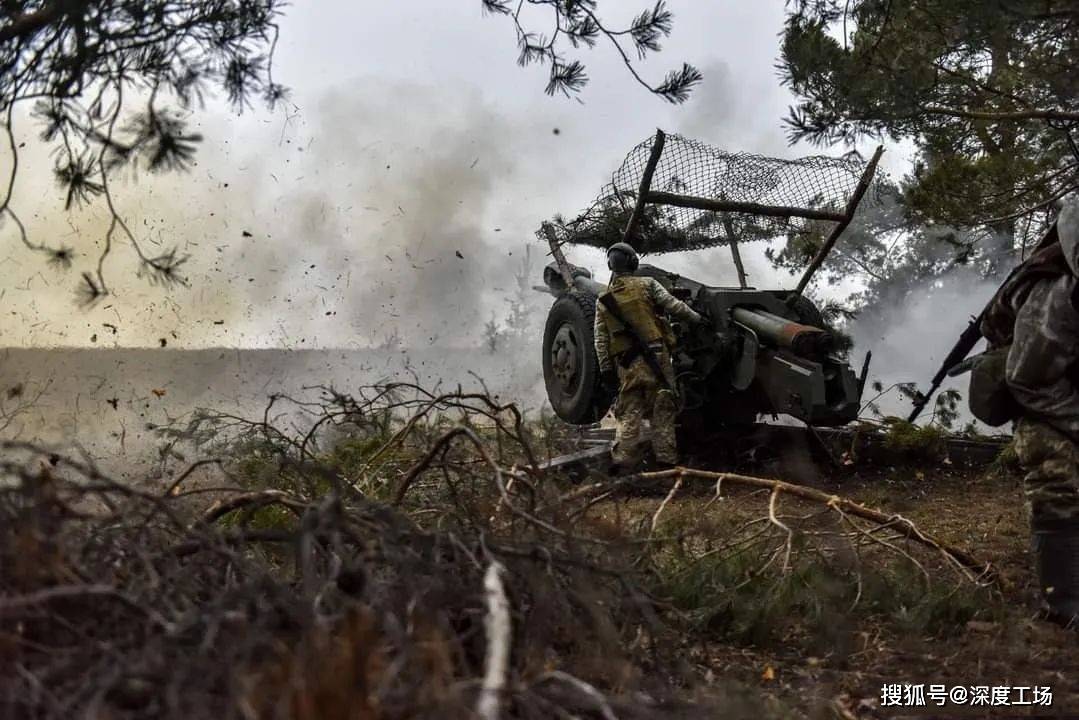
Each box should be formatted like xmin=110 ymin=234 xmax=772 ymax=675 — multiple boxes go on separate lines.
xmin=1006 ymin=272 xmax=1079 ymax=442
xmin=594 ymin=274 xmax=702 ymax=372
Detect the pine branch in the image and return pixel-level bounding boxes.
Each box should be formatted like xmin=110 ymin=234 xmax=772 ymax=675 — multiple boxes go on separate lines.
xmin=0 ymin=0 xmax=285 ymax=299
xmin=484 ymin=0 xmax=699 ymax=103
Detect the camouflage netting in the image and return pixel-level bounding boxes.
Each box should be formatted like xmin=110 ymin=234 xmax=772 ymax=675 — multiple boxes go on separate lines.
xmin=546 ymin=132 xmax=877 ymax=254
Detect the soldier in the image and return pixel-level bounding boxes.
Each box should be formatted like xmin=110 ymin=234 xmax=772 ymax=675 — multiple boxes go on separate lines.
xmin=987 ymin=197 xmax=1079 ymax=623
xmin=594 ymin=242 xmax=704 ymax=472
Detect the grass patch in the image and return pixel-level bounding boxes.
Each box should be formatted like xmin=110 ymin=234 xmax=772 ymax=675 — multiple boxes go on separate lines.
xmin=654 ymin=531 xmax=1000 ymax=655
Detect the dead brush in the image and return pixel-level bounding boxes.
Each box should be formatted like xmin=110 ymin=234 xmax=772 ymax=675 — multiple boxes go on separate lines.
xmin=565 ymin=467 xmax=1001 ymax=656
xmin=0 ymin=382 xmax=998 ymax=719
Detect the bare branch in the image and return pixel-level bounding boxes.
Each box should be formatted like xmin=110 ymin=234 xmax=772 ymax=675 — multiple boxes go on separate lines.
xmin=922 ymin=105 xmax=1079 ymax=123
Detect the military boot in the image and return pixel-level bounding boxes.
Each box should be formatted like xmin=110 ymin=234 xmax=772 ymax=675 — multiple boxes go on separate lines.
xmin=1032 ymin=516 xmax=1079 ymax=627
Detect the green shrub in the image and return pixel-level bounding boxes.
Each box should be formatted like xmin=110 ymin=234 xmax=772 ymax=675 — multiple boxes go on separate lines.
xmin=992 ymin=438 xmax=1020 ymax=472
xmin=881 ymin=419 xmax=948 ymax=462
xmin=218 ymin=502 xmax=295 ymax=532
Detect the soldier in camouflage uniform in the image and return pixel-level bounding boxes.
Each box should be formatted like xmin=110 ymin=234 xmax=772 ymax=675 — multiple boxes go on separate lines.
xmin=594 ymin=243 xmax=704 ymax=471
xmin=994 ymin=196 xmax=1079 ymax=622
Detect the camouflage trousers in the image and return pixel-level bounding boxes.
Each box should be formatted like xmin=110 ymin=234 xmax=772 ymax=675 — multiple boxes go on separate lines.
xmin=1014 ymin=418 xmax=1079 ymax=526
xmin=611 ymin=347 xmax=679 ymax=466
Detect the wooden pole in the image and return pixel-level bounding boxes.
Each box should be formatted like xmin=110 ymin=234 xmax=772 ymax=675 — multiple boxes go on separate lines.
xmin=621 ymin=129 xmax=666 ymax=251
xmin=644 ymin=192 xmax=847 ymax=223
xmin=721 ymin=214 xmax=748 ymax=288
xmin=540 ymin=222 xmax=576 ymax=290
xmin=790 ymin=145 xmax=884 ymax=300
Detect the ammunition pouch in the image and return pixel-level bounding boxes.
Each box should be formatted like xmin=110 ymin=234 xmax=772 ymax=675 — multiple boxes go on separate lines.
xmin=967 ymin=345 xmax=1021 ymax=427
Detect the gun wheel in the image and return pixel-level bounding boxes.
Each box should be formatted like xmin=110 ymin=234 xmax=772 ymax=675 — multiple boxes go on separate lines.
xmin=542 ymin=293 xmax=613 ymax=424
xmin=550 ymin=324 xmax=581 ymax=388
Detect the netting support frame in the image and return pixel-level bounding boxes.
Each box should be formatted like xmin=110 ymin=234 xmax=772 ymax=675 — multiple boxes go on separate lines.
xmin=545 ymin=131 xmax=884 ymax=299
xmin=620 ymin=129 xmax=668 ymax=247
xmin=540 ymin=221 xmax=577 ymax=290
xmin=620 ymin=131 xmax=883 ymax=297
xmin=642 ymin=192 xmax=848 ymax=224
xmin=721 ymin=213 xmax=748 ymax=289
xmin=789 ymin=144 xmax=884 ymax=300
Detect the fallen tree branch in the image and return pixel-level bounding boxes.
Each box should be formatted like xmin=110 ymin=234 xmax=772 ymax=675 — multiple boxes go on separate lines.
xmin=640 ymin=467 xmax=995 ymax=581
xmin=477 ymin=560 xmax=512 ymax=720
xmin=393 ymin=426 xmax=473 ymax=506
xmin=650 ymin=475 xmax=683 ymax=536
xmin=536 ymin=671 xmax=621 ymax=720
xmin=194 ymin=489 xmax=307 ymax=527
xmin=0 ymin=584 xmax=175 ymax=632
xmin=0 ymin=382 xmax=1003 ymax=720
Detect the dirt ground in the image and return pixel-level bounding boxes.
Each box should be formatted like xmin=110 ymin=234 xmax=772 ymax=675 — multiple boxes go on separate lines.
xmin=662 ymin=461 xmax=1079 ymax=719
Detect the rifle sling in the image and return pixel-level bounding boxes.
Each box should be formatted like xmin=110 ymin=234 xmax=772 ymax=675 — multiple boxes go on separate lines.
xmin=598 ymin=292 xmax=671 ymax=391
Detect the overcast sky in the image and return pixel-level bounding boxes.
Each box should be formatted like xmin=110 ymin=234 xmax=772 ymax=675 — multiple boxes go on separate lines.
xmin=1 ymin=1 xmax=906 ymax=349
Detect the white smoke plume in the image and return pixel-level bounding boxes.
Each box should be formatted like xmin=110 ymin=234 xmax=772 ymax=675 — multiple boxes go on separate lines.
xmin=847 ymin=267 xmax=1000 ymax=421
xmin=1 ymin=78 xmax=585 ymax=464
xmin=0 ymin=77 xmax=574 ymax=351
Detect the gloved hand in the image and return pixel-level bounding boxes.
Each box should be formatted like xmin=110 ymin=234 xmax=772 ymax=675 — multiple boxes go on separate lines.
xmin=600 ymin=368 xmax=619 ymax=394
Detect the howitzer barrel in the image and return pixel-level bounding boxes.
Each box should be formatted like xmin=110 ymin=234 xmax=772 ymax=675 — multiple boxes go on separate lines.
xmin=541 ymin=263 xmax=606 ymax=296
xmin=732 ymin=307 xmax=835 ymax=358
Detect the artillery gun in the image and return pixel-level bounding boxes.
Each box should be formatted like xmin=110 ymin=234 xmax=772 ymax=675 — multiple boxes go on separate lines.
xmin=537 ymin=131 xmax=881 ymax=430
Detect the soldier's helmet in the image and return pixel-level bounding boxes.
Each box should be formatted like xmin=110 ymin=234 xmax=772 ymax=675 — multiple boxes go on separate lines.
xmin=606 ymin=242 xmax=639 ymax=273
xmin=1059 ymin=194 xmax=1078 ymax=277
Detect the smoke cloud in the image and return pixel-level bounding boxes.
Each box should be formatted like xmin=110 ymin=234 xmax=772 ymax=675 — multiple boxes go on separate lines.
xmin=847 ymin=267 xmax=999 ymax=420
xmin=0 ymin=77 xmax=569 ymax=351
xmin=0 ymin=68 xmax=1008 ymax=457
xmin=1 ymin=77 xmax=577 ymax=464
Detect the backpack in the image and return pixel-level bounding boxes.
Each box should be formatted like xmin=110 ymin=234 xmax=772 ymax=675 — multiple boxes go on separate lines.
xmin=968 ymin=240 xmax=1071 ymax=426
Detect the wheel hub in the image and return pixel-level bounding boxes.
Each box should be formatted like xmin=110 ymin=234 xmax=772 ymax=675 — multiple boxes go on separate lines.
xmin=550 ymin=324 xmax=581 ymax=392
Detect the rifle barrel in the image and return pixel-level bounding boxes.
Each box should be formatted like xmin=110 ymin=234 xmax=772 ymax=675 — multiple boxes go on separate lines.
xmin=907 ymin=313 xmax=984 ymax=422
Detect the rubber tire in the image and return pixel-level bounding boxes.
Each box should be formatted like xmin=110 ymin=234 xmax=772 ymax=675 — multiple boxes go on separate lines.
xmin=542 ymin=293 xmax=613 ymax=424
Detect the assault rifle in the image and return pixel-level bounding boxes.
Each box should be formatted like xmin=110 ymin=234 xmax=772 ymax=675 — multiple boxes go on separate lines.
xmin=597 ymin=292 xmax=673 ymax=392
xmin=907 ymin=310 xmax=987 ymax=422
xmin=907 ymin=222 xmax=1061 ymax=422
